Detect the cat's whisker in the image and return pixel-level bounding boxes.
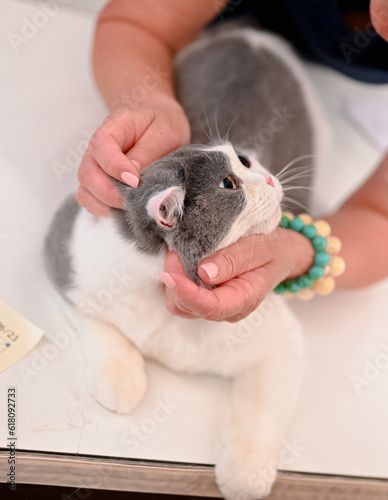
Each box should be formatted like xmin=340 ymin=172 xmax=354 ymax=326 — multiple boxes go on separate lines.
xmin=282 ymin=186 xmax=316 ymax=192
xmin=275 ymin=154 xmax=317 ymax=179
xmin=212 ymin=87 xmax=226 ymax=145
xmin=248 ymin=230 xmax=258 ymax=271
xmin=224 ymin=111 xmax=243 ymax=144
xmin=267 ymin=227 xmax=277 ymax=264
xmin=277 ymin=164 xmax=315 ymax=180
xmin=282 ymin=196 xmax=311 ymax=213
xmin=198 ymin=113 xmax=214 ymax=144
xmin=279 ymin=171 xmax=315 ymax=184
xmin=278 ymin=173 xmax=315 ymax=185
xmin=201 ymin=102 xmax=217 ymax=145
xmin=277 ymin=166 xmax=315 ymax=182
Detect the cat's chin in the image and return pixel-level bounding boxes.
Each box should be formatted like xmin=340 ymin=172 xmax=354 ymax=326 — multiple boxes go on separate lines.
xmin=216 ymin=205 xmax=282 ymax=252
xmin=259 ymin=206 xmax=282 ymax=235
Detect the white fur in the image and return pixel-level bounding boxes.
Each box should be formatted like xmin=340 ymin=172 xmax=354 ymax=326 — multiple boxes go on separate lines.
xmin=65 ymin=143 xmax=303 ymax=500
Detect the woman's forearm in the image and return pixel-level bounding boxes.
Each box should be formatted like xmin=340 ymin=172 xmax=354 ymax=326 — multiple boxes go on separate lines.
xmin=92 ymin=0 xmax=227 ymax=110
xmin=326 ymin=205 xmax=388 ymax=288
xmin=325 ymin=152 xmax=388 ymax=288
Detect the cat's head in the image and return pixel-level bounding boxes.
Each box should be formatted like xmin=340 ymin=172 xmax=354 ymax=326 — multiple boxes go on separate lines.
xmin=115 ymin=142 xmax=283 ymax=285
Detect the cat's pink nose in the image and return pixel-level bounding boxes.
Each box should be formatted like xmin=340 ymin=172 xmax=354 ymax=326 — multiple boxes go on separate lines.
xmin=266 ymin=176 xmax=274 ymax=187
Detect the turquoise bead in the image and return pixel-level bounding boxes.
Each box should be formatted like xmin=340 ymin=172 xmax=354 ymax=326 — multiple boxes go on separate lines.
xmin=287 ymin=280 xmax=300 ymax=293
xmin=298 ymin=275 xmax=313 ymax=289
xmin=289 ymin=217 xmax=304 ymax=232
xmin=302 ymin=224 xmax=318 ymax=239
xmin=308 ymin=265 xmax=324 ymax=280
xmin=312 ymin=236 xmax=327 ymax=251
xmin=314 ymin=251 xmax=330 ymax=266
xmin=280 ymin=216 xmax=290 ymax=228
xmin=274 ymin=283 xmax=286 ymax=295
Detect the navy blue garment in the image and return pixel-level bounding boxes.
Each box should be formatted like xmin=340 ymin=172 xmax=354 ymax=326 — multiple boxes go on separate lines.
xmin=215 ymin=0 xmax=388 ymax=83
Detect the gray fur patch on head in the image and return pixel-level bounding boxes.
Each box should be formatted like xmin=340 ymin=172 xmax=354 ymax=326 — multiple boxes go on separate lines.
xmin=113 ymin=146 xmax=246 ymax=285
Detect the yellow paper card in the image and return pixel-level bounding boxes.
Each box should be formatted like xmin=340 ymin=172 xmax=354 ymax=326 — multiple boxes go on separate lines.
xmin=0 ymin=299 xmax=44 ymax=374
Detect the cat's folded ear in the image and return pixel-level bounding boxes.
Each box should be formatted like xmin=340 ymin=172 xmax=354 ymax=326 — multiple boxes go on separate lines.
xmin=146 ymin=186 xmax=185 ymax=230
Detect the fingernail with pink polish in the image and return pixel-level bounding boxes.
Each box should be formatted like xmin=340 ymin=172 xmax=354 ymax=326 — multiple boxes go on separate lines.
xmin=199 ymin=263 xmax=219 ymax=280
xmin=160 ymin=272 xmax=177 ymax=290
xmin=121 ymin=171 xmax=139 ymax=188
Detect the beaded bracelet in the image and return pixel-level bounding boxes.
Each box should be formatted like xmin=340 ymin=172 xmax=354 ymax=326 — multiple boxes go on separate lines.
xmin=274 ymin=212 xmax=345 ymax=300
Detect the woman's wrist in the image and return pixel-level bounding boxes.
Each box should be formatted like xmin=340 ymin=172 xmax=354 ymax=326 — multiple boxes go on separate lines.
xmin=274 ymin=226 xmax=315 ymax=282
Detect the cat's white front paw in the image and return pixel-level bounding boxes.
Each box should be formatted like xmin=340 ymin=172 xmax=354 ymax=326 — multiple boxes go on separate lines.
xmin=215 ymin=441 xmax=278 ymax=500
xmin=85 ymin=353 xmax=146 ymax=414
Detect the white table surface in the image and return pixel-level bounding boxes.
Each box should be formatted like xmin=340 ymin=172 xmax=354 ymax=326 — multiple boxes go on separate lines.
xmin=1 ymin=0 xmax=388 ymax=481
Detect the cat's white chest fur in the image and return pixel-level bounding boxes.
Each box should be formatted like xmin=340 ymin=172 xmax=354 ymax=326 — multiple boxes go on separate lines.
xmin=67 ymin=209 xmax=302 ymax=377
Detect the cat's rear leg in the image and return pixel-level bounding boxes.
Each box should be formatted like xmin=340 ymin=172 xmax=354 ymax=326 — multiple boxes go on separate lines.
xmin=215 ymin=329 xmax=303 ymax=500
xmin=79 ymin=316 xmax=146 ymax=414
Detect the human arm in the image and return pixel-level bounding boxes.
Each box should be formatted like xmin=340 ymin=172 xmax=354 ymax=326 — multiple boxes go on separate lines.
xmin=77 ymin=0 xmax=229 ymax=215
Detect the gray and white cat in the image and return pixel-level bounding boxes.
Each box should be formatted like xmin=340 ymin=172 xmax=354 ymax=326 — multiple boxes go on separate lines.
xmin=45 ymin=21 xmax=328 ymax=500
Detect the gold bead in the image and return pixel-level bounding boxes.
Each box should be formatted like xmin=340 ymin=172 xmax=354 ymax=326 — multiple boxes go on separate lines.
xmin=326 ymin=236 xmax=342 ymax=254
xmin=297 ymin=213 xmax=313 ymax=225
xmin=312 ymin=276 xmax=335 ymax=295
xmin=283 ymin=291 xmax=294 ymax=299
xmin=314 ymin=220 xmax=331 ymax=237
xmin=283 ymin=211 xmax=295 ymax=221
xmin=297 ymin=288 xmax=315 ymax=301
xmin=329 ymin=256 xmax=346 ymax=277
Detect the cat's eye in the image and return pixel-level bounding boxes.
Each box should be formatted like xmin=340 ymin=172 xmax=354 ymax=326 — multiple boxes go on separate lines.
xmin=238 ymin=155 xmax=250 ymax=168
xmin=219 ymin=174 xmax=239 ymax=189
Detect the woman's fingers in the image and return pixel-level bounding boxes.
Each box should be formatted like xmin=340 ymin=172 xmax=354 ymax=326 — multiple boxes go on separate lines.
xmin=88 ymin=112 xmax=142 ymax=184
xmin=78 ymin=154 xmax=124 ymax=209
xmin=370 ymin=0 xmax=388 ymax=41
xmin=126 ymin=117 xmax=184 ymax=170
xmin=198 ymin=234 xmax=272 ymax=286
xmin=77 ymin=105 xmax=190 ymax=214
xmin=162 ymin=250 xmax=276 ymax=322
xmin=76 ymin=187 xmax=112 ymax=217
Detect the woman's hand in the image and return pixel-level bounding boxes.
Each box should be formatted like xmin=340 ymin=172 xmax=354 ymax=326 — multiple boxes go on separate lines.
xmin=371 ymin=0 xmax=388 ymax=41
xmin=161 ymin=228 xmax=314 ymax=323
xmin=77 ymin=96 xmax=190 ymax=216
